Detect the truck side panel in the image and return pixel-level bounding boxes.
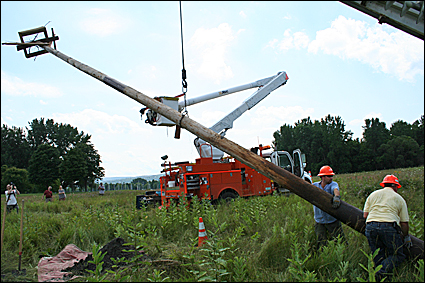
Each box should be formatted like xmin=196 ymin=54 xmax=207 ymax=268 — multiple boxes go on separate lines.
xmin=209 ymin=170 xmax=243 ymax=198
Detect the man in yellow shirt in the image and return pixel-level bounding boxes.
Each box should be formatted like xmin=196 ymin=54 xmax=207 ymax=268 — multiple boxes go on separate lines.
xmin=363 ymin=174 xmax=411 ymax=281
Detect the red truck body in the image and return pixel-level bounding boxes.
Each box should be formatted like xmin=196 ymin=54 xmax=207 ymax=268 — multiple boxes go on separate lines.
xmin=160 ymin=147 xmax=273 ymax=206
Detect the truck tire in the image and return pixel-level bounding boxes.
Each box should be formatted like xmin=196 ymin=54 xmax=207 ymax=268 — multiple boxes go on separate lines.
xmin=219 ymin=191 xmax=238 ymax=202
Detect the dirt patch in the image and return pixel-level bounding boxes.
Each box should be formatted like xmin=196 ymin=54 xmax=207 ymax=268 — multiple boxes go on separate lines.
xmin=62 ymin=237 xmax=152 ymax=277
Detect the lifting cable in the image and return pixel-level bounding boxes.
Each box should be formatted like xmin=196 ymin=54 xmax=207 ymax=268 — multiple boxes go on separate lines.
xmin=140 ymin=3 xmax=189 ymax=128
xmin=179 ymin=1 xmax=188 ymax=121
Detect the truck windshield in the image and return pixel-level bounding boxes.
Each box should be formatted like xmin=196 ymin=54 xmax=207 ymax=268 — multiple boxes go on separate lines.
xmin=279 ymin=155 xmax=292 ymax=172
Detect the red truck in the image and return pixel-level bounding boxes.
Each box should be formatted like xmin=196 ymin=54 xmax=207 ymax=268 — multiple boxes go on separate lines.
xmin=157 ymin=144 xmax=311 ymax=207
xmin=137 ymin=71 xmax=312 ymax=207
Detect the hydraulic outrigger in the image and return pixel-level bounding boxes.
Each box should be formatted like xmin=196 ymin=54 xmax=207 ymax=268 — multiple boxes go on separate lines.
xmin=3 ymin=26 xmax=423 ymax=260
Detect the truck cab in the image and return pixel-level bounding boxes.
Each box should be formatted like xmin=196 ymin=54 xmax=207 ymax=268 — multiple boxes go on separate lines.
xmin=263 ymin=149 xmax=312 ymax=193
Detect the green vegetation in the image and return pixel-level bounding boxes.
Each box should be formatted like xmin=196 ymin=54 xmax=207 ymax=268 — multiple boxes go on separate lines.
xmin=1 ymin=118 xmax=104 ymax=193
xmin=1 ymin=166 xmax=423 ymax=282
xmin=2 ymin=114 xmax=424 ymax=195
xmin=273 ymin=115 xmax=424 ymax=174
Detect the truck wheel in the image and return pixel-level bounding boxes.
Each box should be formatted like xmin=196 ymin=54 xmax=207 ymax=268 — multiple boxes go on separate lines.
xmin=220 ymin=191 xmax=238 ymax=202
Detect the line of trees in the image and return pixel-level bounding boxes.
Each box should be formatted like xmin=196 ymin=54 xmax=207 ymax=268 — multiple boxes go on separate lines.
xmin=101 ymin=178 xmax=160 ymax=191
xmin=69 ymin=178 xmax=160 ymax=192
xmin=131 ymin=177 xmax=160 ymax=190
xmin=273 ymin=114 xmax=424 ymax=175
xmin=1 ymin=118 xmax=105 ymax=193
xmin=2 ymin=114 xmax=423 ymax=193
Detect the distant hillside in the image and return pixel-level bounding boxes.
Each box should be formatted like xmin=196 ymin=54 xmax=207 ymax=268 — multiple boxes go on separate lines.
xmin=101 ymin=174 xmax=162 ymax=184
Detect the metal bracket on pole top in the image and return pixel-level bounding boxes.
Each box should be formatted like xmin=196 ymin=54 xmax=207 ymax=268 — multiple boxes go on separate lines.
xmin=2 ymin=26 xmax=59 ymax=58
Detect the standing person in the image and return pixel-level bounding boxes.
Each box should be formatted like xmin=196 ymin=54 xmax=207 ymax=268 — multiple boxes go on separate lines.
xmin=312 ymin=165 xmax=346 ymax=250
xmin=363 ymin=174 xmax=411 ymax=281
xmin=58 ymin=185 xmax=66 ymax=201
xmin=5 ymin=183 xmax=20 ymax=213
xmin=43 ymin=186 xmax=53 ymax=202
xmin=98 ymin=182 xmax=105 ymax=196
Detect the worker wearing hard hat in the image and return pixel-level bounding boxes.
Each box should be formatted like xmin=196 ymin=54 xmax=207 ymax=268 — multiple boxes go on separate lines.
xmin=312 ymin=165 xmax=346 ymax=250
xmin=363 ymin=174 xmax=410 ymax=281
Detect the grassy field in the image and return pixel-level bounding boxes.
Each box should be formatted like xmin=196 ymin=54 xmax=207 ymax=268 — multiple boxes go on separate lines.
xmin=1 ymin=166 xmax=424 ymax=282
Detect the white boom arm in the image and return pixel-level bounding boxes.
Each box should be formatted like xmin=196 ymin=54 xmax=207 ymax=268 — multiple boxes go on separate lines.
xmin=142 ymin=71 xmax=289 ymax=160
xmin=178 ymin=75 xmax=276 ymax=111
xmin=195 ymin=71 xmax=289 ymax=160
xmin=142 ymin=75 xmax=277 ymax=126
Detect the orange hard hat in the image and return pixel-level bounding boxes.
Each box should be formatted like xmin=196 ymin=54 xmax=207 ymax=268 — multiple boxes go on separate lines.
xmin=380 ymin=174 xmax=401 ymax=188
xmin=317 ymin=165 xmax=335 ymax=176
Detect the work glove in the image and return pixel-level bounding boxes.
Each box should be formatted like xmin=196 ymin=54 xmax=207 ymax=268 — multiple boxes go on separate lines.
xmin=404 ymin=235 xmax=413 ymax=248
xmin=332 ymin=195 xmax=341 ymax=208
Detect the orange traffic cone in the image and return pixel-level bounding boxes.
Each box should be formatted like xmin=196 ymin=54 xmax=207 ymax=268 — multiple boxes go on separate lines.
xmin=198 ymin=217 xmax=208 ymax=247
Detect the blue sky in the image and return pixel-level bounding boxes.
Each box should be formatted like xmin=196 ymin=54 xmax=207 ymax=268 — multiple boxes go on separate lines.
xmin=1 ymin=1 xmax=424 ymax=178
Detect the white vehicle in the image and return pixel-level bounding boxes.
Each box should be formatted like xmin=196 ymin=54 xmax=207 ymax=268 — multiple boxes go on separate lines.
xmin=264 ymin=148 xmax=312 ymax=193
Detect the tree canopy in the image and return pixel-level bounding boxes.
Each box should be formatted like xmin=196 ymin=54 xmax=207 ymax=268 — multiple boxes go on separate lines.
xmin=2 ymin=118 xmax=104 ymax=193
xmin=273 ymin=114 xmax=424 ymax=175
xmin=2 ymin=114 xmax=423 ymax=193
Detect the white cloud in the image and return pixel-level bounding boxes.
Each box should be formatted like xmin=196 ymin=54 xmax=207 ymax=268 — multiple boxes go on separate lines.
xmin=198 ymin=110 xmax=227 ymax=127
xmin=308 ymin=15 xmax=424 ymax=82
xmin=267 ymin=29 xmax=310 ymax=51
xmin=265 ymin=38 xmax=279 ymax=49
xmin=40 ymin=100 xmax=48 ymax=105
xmin=1 ymin=70 xmax=62 ymax=98
xmin=237 ymin=29 xmax=245 ymax=35
xmin=251 ymin=105 xmax=315 ymax=127
xmin=79 ymin=8 xmax=130 ymax=37
xmin=348 ymin=112 xmax=383 ymax=139
xmin=277 ymin=30 xmax=294 ymax=51
xmin=283 ymin=13 xmax=292 ymax=20
xmin=293 ymin=32 xmax=310 ymax=49
xmin=267 ymin=16 xmax=424 ymax=82
xmin=52 ymin=109 xmax=151 ymax=136
xmin=51 ymin=109 xmax=160 ymax=177
xmin=239 ymin=11 xmax=247 ymax=18
xmin=188 ymin=23 xmax=235 ymax=84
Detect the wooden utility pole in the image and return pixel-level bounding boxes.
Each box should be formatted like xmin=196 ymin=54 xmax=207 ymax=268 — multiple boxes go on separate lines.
xmin=34 ymin=44 xmax=424 ymax=260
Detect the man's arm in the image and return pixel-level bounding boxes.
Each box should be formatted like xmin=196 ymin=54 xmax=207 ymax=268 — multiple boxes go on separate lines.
xmin=331 ymin=187 xmax=341 ymax=208
xmin=363 ymin=212 xmax=369 ymax=220
xmin=333 ymin=188 xmax=340 ymax=197
xmin=400 ymin=222 xmax=409 ymax=237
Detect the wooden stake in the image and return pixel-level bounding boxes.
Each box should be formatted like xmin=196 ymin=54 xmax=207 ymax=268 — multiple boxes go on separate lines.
xmin=1 ymin=204 xmax=6 ymax=253
xmin=18 ymin=200 xmax=24 ymax=271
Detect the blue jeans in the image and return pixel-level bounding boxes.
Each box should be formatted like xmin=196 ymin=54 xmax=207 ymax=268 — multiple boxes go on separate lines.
xmin=315 ymin=220 xmax=346 ymax=250
xmin=365 ymin=222 xmax=406 ymax=274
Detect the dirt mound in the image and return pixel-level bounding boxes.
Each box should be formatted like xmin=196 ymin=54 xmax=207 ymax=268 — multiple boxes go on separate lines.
xmin=62 ymin=237 xmax=152 ymax=276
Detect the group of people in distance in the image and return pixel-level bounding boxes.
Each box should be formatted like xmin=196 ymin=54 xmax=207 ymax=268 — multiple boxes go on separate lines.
xmin=40 ymin=182 xmax=106 ymax=201
xmin=5 ymin=182 xmax=107 ymax=208
xmin=42 ymin=185 xmax=66 ymax=202
xmin=5 ymin=168 xmax=413 ymax=280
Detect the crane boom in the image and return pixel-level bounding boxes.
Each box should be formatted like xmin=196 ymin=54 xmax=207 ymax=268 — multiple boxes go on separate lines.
xmin=178 ymin=75 xmax=276 ymax=110
xmin=195 ymin=71 xmax=288 ymax=160
xmin=210 ymin=72 xmax=288 ymax=135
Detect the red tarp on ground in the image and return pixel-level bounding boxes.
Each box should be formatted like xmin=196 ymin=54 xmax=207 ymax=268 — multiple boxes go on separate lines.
xmin=37 ymin=244 xmax=91 ymax=282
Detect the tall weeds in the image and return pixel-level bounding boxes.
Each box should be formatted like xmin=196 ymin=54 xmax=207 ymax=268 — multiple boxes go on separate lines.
xmin=1 ymin=167 xmax=423 ymax=282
